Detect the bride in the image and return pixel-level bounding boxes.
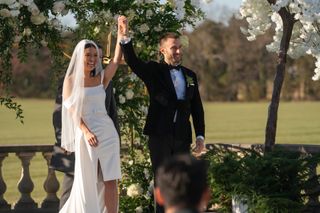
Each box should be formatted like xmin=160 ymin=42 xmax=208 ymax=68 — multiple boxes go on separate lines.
xmin=59 ymin=16 xmax=126 ymax=213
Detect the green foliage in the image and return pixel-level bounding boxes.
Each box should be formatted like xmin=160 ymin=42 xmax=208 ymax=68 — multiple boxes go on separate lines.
xmin=203 ymin=145 xmax=320 ymax=212
xmin=119 ymin=148 xmax=154 ymax=213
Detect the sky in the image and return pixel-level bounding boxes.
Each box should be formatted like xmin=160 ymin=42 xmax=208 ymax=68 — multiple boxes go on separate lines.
xmin=61 ymin=0 xmax=243 ymax=28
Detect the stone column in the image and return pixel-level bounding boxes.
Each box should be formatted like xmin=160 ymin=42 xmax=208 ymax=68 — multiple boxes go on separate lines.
xmin=0 ymin=153 xmax=10 ymax=210
xmin=41 ymin=151 xmax=60 ymax=210
xmin=14 ymin=152 xmax=37 ymax=209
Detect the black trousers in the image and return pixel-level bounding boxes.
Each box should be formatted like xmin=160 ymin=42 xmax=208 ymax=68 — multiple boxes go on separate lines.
xmin=59 ymin=173 xmax=74 ymax=210
xmin=148 ymin=133 xmax=191 ymax=213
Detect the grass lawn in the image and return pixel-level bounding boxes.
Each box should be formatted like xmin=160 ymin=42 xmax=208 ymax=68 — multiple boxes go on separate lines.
xmin=1 ymin=99 xmax=320 ymax=205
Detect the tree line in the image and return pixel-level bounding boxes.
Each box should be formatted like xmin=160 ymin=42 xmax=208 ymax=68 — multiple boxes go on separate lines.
xmin=9 ymin=17 xmax=320 ymax=101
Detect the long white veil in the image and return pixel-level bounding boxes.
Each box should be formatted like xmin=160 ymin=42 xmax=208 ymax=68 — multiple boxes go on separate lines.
xmin=61 ymin=39 xmax=103 ymax=152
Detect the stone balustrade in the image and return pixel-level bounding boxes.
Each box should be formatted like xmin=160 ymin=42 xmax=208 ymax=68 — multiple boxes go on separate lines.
xmin=0 ymin=144 xmax=319 ymax=213
xmin=0 ymin=145 xmax=58 ymax=213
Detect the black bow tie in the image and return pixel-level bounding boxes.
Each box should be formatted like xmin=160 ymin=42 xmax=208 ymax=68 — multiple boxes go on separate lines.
xmin=168 ymin=64 xmax=181 ymax=71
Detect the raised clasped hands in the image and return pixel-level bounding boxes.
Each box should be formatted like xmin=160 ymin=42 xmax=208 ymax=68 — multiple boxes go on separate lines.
xmin=117 ymin=15 xmax=128 ymax=37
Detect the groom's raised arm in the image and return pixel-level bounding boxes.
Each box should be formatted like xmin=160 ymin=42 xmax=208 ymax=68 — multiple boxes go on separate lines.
xmin=118 ymin=16 xmax=152 ymax=82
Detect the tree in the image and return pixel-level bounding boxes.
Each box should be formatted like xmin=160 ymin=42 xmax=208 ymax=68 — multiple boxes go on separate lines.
xmin=240 ymin=0 xmax=320 ymax=150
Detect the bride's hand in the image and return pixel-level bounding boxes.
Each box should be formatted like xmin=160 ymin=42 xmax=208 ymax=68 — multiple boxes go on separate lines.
xmin=118 ymin=15 xmax=128 ymax=36
xmin=84 ymin=131 xmax=98 ymax=147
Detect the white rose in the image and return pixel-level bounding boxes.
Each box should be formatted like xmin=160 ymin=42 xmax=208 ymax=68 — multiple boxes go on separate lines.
xmin=119 ymin=94 xmax=126 ymax=104
xmin=2 ymin=0 xmax=16 ymax=5
xmin=31 ymin=13 xmax=46 ymax=25
xmin=23 ymin=27 xmax=32 ymax=36
xmin=135 ymin=206 xmax=143 ymax=213
xmin=127 ymin=184 xmax=143 ymax=197
xmin=143 ymin=168 xmax=149 ymax=179
xmin=139 ymin=23 xmax=149 ymax=34
xmin=128 ymin=160 xmax=133 ymax=165
xmin=9 ymin=9 xmax=20 ymax=17
xmin=146 ymin=9 xmax=153 ymax=18
xmin=52 ymin=1 xmax=65 ymax=14
xmin=94 ymin=26 xmax=100 ymax=35
xmin=40 ymin=39 xmax=48 ymax=47
xmin=0 ymin=8 xmax=11 ymax=17
xmin=8 ymin=1 xmax=20 ymax=9
xmin=19 ymin=0 xmax=32 ymax=7
xmin=125 ymin=89 xmax=134 ymax=100
xmin=118 ymin=108 xmax=124 ymax=116
xmin=28 ymin=3 xmax=39 ymax=16
xmin=14 ymin=35 xmax=22 ymax=43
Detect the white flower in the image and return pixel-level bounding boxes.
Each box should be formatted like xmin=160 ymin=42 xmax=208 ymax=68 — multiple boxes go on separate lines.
xmin=101 ymin=0 xmax=108 ymax=3
xmin=94 ymin=26 xmax=100 ymax=35
xmin=146 ymin=9 xmax=153 ymax=18
xmin=128 ymin=160 xmax=133 ymax=165
xmin=8 ymin=1 xmax=20 ymax=9
xmin=1 ymin=0 xmax=16 ymax=5
xmin=0 ymin=8 xmax=11 ymax=17
xmin=23 ymin=27 xmax=32 ymax=36
xmin=28 ymin=3 xmax=39 ymax=16
xmin=135 ymin=206 xmax=143 ymax=213
xmin=40 ymin=39 xmax=48 ymax=47
xmin=143 ymin=168 xmax=149 ymax=179
xmin=19 ymin=0 xmax=32 ymax=7
xmin=53 ymin=1 xmax=65 ymax=14
xmin=127 ymin=184 xmax=143 ymax=197
xmin=154 ymin=25 xmax=163 ymax=32
xmin=14 ymin=35 xmax=22 ymax=43
xmin=9 ymin=9 xmax=20 ymax=17
xmin=119 ymin=94 xmax=126 ymax=104
xmin=139 ymin=23 xmax=149 ymax=34
xmin=125 ymin=89 xmax=134 ymax=100
xmin=118 ymin=108 xmax=124 ymax=116
xmin=129 ymin=72 xmax=137 ymax=81
xmin=31 ymin=13 xmax=46 ymax=25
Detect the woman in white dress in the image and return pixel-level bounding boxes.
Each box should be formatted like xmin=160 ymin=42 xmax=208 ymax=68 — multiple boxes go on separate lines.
xmin=60 ymin=16 xmax=126 ymax=213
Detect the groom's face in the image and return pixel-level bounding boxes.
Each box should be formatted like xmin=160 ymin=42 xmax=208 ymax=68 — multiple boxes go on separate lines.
xmin=160 ymin=38 xmax=182 ymax=66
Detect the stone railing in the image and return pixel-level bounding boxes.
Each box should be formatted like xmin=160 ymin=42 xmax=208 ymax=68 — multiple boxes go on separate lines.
xmin=0 ymin=145 xmax=59 ymax=213
xmin=0 ymin=144 xmax=319 ymax=213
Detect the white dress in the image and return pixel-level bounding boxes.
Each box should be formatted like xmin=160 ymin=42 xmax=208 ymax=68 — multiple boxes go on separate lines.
xmin=60 ymin=83 xmax=121 ymax=213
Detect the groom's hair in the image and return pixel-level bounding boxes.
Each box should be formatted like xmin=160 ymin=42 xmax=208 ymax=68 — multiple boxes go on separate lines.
xmin=159 ymin=32 xmax=180 ymax=47
xmin=156 ymin=154 xmax=208 ymax=209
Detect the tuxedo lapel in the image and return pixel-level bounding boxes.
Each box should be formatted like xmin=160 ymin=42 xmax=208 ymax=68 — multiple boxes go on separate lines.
xmin=163 ymin=66 xmax=177 ymax=99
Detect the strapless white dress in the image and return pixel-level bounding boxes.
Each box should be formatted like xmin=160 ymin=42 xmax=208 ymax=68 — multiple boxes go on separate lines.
xmin=60 ymin=84 xmax=121 ymax=213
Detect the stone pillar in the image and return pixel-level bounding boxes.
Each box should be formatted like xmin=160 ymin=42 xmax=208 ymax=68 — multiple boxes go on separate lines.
xmin=41 ymin=151 xmax=60 ymax=210
xmin=14 ymin=152 xmax=37 ymax=209
xmin=0 ymin=153 xmax=10 ymax=210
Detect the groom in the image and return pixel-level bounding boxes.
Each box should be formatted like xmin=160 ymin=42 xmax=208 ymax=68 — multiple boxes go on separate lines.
xmin=118 ymin=16 xmax=205 ymax=213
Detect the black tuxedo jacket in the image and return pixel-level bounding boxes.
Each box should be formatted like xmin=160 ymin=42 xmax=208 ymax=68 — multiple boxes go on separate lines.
xmin=121 ymin=40 xmax=205 ymax=142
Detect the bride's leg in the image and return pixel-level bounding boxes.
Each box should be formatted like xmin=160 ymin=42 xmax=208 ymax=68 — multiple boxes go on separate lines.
xmin=104 ymin=180 xmax=118 ymax=213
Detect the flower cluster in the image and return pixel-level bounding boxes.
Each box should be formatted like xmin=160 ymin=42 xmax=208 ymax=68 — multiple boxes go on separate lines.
xmin=240 ymin=0 xmax=320 ymax=80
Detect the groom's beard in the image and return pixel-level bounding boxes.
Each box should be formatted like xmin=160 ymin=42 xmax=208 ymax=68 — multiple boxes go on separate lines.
xmin=166 ymin=54 xmax=182 ymax=66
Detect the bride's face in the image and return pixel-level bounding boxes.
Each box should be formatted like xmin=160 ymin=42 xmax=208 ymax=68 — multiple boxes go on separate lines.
xmin=83 ymin=47 xmax=98 ymax=73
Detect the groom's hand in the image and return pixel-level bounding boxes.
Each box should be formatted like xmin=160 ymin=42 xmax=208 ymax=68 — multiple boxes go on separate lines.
xmin=194 ymin=138 xmax=205 ymax=154
xmin=118 ymin=15 xmax=128 ymax=37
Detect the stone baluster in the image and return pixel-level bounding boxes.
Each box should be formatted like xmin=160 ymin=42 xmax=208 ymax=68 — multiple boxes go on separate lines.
xmin=41 ymin=151 xmax=60 ymax=210
xmin=0 ymin=153 xmax=10 ymax=210
xmin=14 ymin=152 xmax=37 ymax=209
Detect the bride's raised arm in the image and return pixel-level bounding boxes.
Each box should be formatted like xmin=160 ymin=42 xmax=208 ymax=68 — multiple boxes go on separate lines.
xmin=102 ymin=16 xmax=126 ymax=88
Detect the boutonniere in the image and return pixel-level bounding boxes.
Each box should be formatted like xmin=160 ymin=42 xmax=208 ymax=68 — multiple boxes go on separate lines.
xmin=186 ymin=75 xmax=195 ymax=87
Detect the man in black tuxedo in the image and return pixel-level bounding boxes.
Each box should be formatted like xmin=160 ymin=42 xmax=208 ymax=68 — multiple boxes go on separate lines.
xmin=118 ymin=16 xmax=205 ymax=213
xmin=52 ymin=45 xmax=120 ymax=209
